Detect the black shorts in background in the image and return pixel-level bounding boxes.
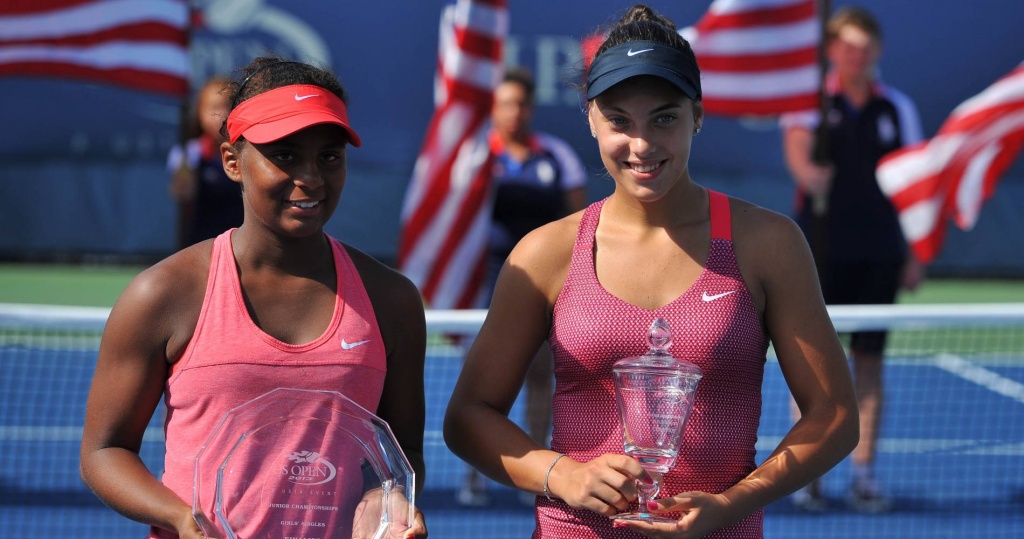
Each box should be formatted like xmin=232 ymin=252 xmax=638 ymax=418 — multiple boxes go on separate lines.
xmin=820 ymin=260 xmax=902 ymax=355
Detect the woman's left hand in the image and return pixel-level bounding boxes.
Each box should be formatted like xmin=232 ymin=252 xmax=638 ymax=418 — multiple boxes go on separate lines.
xmin=611 ymin=491 xmax=734 ymax=539
xmin=404 ymin=508 xmax=427 ymax=539
xmin=352 ymin=490 xmax=427 ymax=539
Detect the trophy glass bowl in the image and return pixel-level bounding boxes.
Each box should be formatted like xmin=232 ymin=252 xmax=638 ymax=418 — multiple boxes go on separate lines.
xmin=193 ymin=388 xmax=416 ymax=539
xmin=611 ymin=318 xmax=702 ymax=523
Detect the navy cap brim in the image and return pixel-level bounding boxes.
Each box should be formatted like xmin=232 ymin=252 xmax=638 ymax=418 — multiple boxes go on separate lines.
xmin=585 ymin=40 xmax=701 ymax=101
xmin=587 ymin=63 xmax=699 ymax=101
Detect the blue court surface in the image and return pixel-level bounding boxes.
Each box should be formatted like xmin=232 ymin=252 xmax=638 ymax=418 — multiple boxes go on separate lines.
xmin=1 ymin=343 xmax=1022 ymax=538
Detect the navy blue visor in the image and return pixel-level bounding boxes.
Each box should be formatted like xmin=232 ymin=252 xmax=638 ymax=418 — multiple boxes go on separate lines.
xmin=586 ymin=40 xmax=701 ymax=101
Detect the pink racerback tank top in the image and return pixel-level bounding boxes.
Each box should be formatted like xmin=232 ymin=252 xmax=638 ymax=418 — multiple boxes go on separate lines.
xmin=150 ymin=230 xmax=387 ymax=538
xmin=535 ymin=190 xmax=769 ymax=538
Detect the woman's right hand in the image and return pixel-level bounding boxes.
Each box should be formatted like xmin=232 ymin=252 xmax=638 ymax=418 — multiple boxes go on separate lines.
xmin=550 ymin=453 xmax=654 ymax=517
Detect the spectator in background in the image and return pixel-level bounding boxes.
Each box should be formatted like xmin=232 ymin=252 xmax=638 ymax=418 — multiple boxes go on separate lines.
xmin=458 ymin=66 xmax=589 ymax=507
xmin=167 ymin=76 xmax=244 ymax=248
xmin=780 ymin=5 xmax=924 ymax=513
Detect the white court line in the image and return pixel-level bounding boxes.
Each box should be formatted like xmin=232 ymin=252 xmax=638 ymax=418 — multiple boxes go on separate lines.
xmin=932 ymin=353 xmax=1024 ymax=405
xmin=753 ymin=436 xmax=1000 ymax=454
xmin=962 ymin=442 xmax=1024 ymax=456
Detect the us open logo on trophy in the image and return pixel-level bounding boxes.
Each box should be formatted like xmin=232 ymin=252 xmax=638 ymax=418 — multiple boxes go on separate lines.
xmin=285 ymin=451 xmax=338 ymax=486
xmin=194 ymin=388 xmax=417 ymax=539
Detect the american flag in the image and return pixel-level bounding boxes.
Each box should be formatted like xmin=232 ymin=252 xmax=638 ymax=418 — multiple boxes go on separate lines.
xmin=0 ymin=0 xmax=190 ymax=96
xmin=397 ymin=0 xmax=508 ymax=309
xmin=877 ymin=62 xmax=1024 ymax=264
xmin=681 ymin=0 xmax=820 ymax=116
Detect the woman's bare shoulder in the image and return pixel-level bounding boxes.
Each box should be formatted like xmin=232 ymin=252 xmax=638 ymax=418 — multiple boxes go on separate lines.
xmin=727 ymin=196 xmax=815 ymax=298
xmin=507 ymin=211 xmax=584 ymax=301
xmin=341 ymin=243 xmax=425 ymax=342
xmin=123 ymin=243 xmax=210 ymax=311
xmin=728 ymin=197 xmax=803 ymax=244
xmin=341 ymin=243 xmax=426 ymax=357
xmin=104 ymin=241 xmax=212 ymax=360
xmin=342 ymin=243 xmax=421 ymax=305
xmin=515 ymin=211 xmax=580 ymax=265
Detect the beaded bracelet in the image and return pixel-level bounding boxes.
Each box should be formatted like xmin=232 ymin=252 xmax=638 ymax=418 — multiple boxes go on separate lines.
xmin=543 ymin=453 xmax=567 ymax=501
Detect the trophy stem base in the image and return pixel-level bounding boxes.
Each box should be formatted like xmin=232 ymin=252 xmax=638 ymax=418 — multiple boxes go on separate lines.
xmin=611 ymin=511 xmax=677 ymax=524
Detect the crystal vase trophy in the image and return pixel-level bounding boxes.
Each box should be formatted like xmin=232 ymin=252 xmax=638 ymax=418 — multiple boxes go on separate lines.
xmin=192 ymin=388 xmax=416 ymax=539
xmin=611 ymin=318 xmax=702 ymax=523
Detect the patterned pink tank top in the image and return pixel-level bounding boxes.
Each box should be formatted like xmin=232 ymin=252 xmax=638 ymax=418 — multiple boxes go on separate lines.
xmin=150 ymin=230 xmax=387 ymax=538
xmin=536 ymin=191 xmax=769 ymax=538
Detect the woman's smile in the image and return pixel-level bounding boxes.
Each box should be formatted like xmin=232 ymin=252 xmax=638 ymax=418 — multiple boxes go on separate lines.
xmin=628 ymin=160 xmax=665 ymax=177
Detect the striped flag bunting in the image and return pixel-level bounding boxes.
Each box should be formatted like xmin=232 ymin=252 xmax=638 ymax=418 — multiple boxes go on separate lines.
xmin=680 ymin=0 xmax=820 ymax=116
xmin=877 ymin=62 xmax=1024 ymax=264
xmin=397 ymin=0 xmax=507 ymax=309
xmin=0 ymin=0 xmax=190 ymax=96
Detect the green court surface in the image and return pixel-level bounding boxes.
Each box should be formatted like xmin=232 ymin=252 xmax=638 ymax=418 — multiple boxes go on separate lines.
xmin=0 ymin=263 xmax=146 ymax=307
xmin=1 ymin=262 xmax=1023 ymax=308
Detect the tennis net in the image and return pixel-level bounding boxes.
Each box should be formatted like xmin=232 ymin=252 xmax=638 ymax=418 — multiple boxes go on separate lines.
xmin=1 ymin=302 xmax=1022 ymax=538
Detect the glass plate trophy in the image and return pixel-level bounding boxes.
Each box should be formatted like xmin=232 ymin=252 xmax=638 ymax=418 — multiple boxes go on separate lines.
xmin=611 ymin=318 xmax=702 ymax=523
xmin=193 ymin=388 xmax=416 ymax=539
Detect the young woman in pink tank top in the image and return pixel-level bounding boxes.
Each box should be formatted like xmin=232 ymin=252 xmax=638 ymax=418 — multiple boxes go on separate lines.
xmin=445 ymin=5 xmax=859 ymax=539
xmin=81 ymin=58 xmax=428 ymax=538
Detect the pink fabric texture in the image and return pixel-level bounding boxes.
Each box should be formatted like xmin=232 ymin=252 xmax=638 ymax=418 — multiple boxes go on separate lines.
xmin=150 ymin=230 xmax=386 ymax=538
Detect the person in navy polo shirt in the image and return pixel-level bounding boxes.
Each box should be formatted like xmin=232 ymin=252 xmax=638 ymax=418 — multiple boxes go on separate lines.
xmin=780 ymin=6 xmax=924 ymax=513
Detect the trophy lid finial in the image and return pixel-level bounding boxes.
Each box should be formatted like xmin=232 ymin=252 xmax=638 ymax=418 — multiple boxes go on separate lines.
xmin=647 ymin=317 xmax=672 ymax=355
xmin=612 ymin=318 xmax=702 ymax=378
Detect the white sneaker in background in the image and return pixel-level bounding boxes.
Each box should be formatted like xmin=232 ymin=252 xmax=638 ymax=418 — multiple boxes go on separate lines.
xmin=846 ymin=476 xmax=893 ymax=513
xmin=791 ymin=481 xmax=827 ymax=513
xmin=456 ymin=473 xmax=491 ymax=507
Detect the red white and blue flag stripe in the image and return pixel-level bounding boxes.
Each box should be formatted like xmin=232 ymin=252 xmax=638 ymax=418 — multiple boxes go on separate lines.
xmin=0 ymin=0 xmax=190 ymax=96
xmin=398 ymin=0 xmax=507 ymax=309
xmin=877 ymin=62 xmax=1024 ymax=264
xmin=681 ymin=0 xmax=820 ymax=116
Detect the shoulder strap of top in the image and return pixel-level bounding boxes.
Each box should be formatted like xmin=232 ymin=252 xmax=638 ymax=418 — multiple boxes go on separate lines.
xmin=574 ymin=198 xmax=606 ymax=250
xmin=169 ymin=230 xmax=233 ymax=379
xmin=708 ymin=189 xmax=732 ymax=241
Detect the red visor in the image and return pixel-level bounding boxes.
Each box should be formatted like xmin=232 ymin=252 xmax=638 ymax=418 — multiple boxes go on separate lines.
xmin=226 ymin=84 xmax=362 ymax=146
